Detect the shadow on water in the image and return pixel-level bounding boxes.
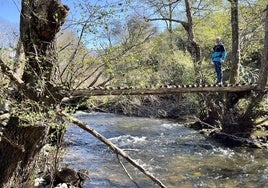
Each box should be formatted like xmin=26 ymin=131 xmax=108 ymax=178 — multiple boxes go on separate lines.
xmin=62 ymin=112 xmax=268 ymax=188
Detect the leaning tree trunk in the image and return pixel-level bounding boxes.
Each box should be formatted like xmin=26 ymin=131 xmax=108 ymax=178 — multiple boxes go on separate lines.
xmin=0 ymin=0 xmax=68 ymax=187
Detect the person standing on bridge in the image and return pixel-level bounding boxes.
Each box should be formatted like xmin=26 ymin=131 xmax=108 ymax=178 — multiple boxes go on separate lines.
xmin=211 ymin=37 xmax=227 ymax=85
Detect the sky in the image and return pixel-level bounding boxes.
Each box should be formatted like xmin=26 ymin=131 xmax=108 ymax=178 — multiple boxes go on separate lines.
xmin=0 ymin=0 xmax=166 ymax=49
xmin=0 ymin=0 xmax=139 ymax=49
xmin=0 ymin=0 xmax=77 ymax=48
xmin=0 ymin=0 xmax=21 ymax=24
xmin=0 ymin=0 xmax=76 ymax=24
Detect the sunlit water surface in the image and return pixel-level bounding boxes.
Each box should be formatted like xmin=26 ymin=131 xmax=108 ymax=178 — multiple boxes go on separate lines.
xmin=62 ymin=112 xmax=268 ymax=188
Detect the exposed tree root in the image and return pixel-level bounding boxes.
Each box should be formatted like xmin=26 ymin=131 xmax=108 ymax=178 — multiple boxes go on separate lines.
xmin=190 ymin=118 xmax=267 ymax=148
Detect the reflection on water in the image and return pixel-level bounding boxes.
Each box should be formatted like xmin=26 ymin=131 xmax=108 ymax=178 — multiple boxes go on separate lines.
xmin=62 ymin=112 xmax=268 ymax=188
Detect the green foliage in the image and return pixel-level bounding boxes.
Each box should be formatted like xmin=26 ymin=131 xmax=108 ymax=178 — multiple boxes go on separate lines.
xmin=11 ymin=100 xmax=44 ymax=126
xmin=52 ymin=0 xmax=267 ymax=118
xmin=106 ymin=32 xmax=195 ymax=87
xmin=194 ymin=10 xmax=231 ymax=60
xmin=10 ymin=100 xmax=68 ymax=134
xmin=239 ymin=0 xmax=266 ymax=66
xmin=188 ymin=0 xmax=265 ymax=84
xmin=51 ymin=0 xmax=267 ymax=96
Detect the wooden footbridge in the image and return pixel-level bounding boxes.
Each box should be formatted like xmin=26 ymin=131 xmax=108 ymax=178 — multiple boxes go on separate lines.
xmin=70 ymin=83 xmax=258 ymax=97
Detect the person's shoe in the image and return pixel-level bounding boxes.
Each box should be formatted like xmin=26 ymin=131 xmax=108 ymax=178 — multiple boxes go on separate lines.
xmin=215 ymin=81 xmax=222 ymax=85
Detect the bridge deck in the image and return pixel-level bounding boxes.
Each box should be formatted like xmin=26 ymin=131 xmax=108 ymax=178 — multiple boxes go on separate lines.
xmin=70 ymin=84 xmax=256 ymax=97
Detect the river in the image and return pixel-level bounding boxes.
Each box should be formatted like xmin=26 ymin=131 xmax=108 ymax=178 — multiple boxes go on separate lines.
xmin=62 ymin=111 xmax=268 ymax=188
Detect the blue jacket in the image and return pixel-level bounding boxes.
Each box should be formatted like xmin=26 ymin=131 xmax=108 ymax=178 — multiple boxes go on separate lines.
xmin=211 ymin=42 xmax=227 ymax=62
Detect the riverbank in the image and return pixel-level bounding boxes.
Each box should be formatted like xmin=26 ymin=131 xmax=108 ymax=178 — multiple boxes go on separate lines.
xmin=81 ymin=95 xmax=198 ymax=119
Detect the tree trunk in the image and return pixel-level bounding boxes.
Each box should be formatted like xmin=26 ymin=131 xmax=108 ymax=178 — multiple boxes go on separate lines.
xmin=13 ymin=39 xmax=25 ymax=78
xmin=20 ymin=0 xmax=68 ymax=86
xmin=229 ymin=0 xmax=240 ymax=84
xmin=0 ymin=117 xmax=47 ymax=187
xmin=0 ymin=0 xmax=68 ymax=187
xmin=144 ymin=0 xmax=202 ymax=82
xmin=221 ymin=0 xmax=241 ymax=135
xmin=257 ymin=5 xmax=268 ymax=91
xmin=168 ymin=0 xmax=173 ymax=50
xmin=184 ymin=0 xmax=201 ymax=64
xmin=184 ymin=0 xmax=202 ymax=84
xmin=20 ymin=0 xmax=69 ymax=104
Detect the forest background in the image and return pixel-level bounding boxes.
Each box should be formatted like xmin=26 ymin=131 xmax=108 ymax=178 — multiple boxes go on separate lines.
xmin=0 ymin=0 xmax=267 ymax=187
xmin=1 ymin=0 xmax=266 ymax=116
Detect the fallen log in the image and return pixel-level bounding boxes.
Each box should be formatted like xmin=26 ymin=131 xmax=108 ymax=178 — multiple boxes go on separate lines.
xmin=57 ymin=109 xmax=167 ymax=188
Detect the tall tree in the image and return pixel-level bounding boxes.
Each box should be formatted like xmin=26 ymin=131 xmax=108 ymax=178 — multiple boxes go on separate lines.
xmin=143 ymin=0 xmax=176 ymax=49
xmin=228 ymin=0 xmax=240 ymax=84
xmin=143 ymin=0 xmax=202 ymax=83
xmin=20 ymin=0 xmax=69 ymax=103
xmin=257 ymin=5 xmax=268 ymax=91
xmin=0 ymin=0 xmax=68 ymax=187
xmin=144 ymin=0 xmax=201 ymax=61
xmin=220 ymin=4 xmax=267 ymax=140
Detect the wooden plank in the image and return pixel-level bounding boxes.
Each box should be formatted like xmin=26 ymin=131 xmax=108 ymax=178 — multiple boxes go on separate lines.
xmin=70 ymin=85 xmax=256 ymax=97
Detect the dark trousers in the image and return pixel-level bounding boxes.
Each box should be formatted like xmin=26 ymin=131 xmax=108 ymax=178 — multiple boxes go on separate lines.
xmin=213 ymin=61 xmax=222 ymax=83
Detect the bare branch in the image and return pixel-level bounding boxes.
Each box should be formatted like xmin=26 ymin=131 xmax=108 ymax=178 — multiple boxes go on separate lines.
xmin=116 ymin=154 xmax=141 ymax=188
xmin=58 ymin=41 xmax=73 ymax=53
xmin=255 ymin=117 xmax=268 ymax=125
xmin=88 ymin=71 xmax=103 ymax=88
xmin=60 ymin=20 xmax=89 ymax=80
xmin=96 ymin=75 xmax=113 ymax=87
xmin=74 ymin=63 xmax=106 ymax=89
xmin=145 ymin=17 xmax=188 ymax=28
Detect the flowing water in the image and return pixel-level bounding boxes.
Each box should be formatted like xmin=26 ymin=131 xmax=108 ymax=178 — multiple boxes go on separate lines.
xmin=62 ymin=112 xmax=268 ymax=188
